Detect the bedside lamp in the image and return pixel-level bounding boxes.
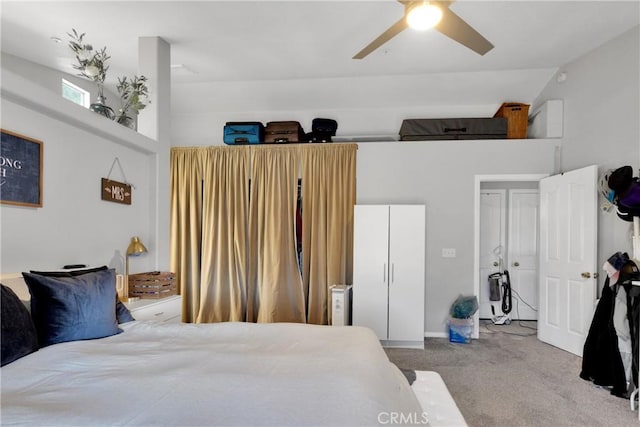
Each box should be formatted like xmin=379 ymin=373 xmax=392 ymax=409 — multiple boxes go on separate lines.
xmin=124 ymin=236 xmax=148 ymax=301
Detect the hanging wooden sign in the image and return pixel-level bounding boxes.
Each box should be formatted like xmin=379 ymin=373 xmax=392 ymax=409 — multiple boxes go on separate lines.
xmin=101 ymin=178 xmax=131 ymax=205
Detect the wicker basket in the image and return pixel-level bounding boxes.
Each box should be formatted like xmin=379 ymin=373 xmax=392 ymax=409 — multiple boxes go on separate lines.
xmin=494 ymin=103 xmax=530 ymax=139
xmin=128 ymin=272 xmax=177 ymax=299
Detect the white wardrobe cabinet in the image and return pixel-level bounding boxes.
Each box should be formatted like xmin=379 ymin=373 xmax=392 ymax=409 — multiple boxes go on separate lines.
xmin=352 ymin=205 xmax=425 ymax=348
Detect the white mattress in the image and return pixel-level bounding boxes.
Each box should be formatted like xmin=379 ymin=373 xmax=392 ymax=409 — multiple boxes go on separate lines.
xmin=1 ymin=321 xmax=425 ymax=426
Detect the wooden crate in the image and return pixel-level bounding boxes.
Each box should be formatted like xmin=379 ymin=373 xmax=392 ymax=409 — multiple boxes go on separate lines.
xmin=493 ymin=103 xmax=530 ymax=139
xmin=128 ymin=272 xmax=177 ymax=299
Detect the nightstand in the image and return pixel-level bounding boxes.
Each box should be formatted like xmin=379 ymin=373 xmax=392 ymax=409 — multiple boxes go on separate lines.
xmin=124 ymin=295 xmax=182 ymax=323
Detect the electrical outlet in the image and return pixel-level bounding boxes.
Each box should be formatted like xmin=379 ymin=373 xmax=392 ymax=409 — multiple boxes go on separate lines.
xmin=442 ymin=248 xmax=456 ymax=258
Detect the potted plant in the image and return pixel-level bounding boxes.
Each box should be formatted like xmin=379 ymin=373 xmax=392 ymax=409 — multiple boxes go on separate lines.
xmin=68 ymin=29 xmax=114 ymax=119
xmin=115 ymin=75 xmax=149 ymax=129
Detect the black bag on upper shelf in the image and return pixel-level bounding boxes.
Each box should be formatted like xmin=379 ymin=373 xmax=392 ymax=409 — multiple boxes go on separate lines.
xmin=312 ymin=118 xmax=338 ymax=136
xmin=305 ymin=118 xmax=337 ymax=143
xmin=399 ymin=118 xmax=507 ymax=140
xmin=305 ymin=132 xmax=333 ymax=143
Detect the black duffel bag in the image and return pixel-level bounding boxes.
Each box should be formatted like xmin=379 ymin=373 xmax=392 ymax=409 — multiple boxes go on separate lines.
xmin=312 ymin=118 xmax=338 ymax=136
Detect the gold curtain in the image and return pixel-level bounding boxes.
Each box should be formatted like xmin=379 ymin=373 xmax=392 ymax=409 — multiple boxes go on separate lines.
xmin=301 ymin=144 xmax=357 ymax=324
xmin=197 ymin=146 xmax=249 ymax=322
xmin=247 ymin=145 xmax=306 ymax=323
xmin=170 ymin=144 xmax=357 ymax=324
xmin=170 ymin=147 xmax=204 ymax=322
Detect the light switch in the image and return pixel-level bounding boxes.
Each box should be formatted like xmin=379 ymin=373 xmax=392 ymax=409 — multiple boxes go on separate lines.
xmin=442 ymin=248 xmax=456 ymax=258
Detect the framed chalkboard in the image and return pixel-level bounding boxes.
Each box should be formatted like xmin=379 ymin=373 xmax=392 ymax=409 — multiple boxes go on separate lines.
xmin=1 ymin=129 xmax=43 ymax=207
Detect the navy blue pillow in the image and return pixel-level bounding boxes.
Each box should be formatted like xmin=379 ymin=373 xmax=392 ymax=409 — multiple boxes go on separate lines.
xmin=116 ymin=297 xmax=135 ymax=323
xmin=1 ymin=284 xmax=39 ymax=366
xmin=29 ymin=266 xmax=135 ymax=324
xmin=23 ymin=269 xmax=120 ymax=347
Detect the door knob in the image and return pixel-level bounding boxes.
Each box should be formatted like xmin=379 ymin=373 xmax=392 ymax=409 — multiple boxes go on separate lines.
xmin=493 ymin=262 xmax=498 ymax=267
xmin=513 ymin=262 xmax=520 ymax=267
xmin=581 ymin=272 xmax=591 ymax=278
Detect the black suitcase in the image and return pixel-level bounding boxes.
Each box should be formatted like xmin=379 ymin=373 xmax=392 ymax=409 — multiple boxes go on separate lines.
xmin=264 ymin=121 xmax=305 ymax=143
xmin=312 ymin=118 xmax=338 ymax=135
xmin=399 ymin=118 xmax=507 ymax=141
xmin=306 ymin=118 xmax=337 ymax=143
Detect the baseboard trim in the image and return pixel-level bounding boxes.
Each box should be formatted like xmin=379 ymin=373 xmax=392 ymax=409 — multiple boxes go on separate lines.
xmin=425 ymin=332 xmax=448 ymax=338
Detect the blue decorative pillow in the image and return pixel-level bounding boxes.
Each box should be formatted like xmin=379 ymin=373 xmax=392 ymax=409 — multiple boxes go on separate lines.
xmin=1 ymin=284 xmax=39 ymax=366
xmin=23 ymin=269 xmax=120 ymax=347
xmin=29 ymin=266 xmax=135 ymax=324
xmin=116 ymin=297 xmax=135 ymax=323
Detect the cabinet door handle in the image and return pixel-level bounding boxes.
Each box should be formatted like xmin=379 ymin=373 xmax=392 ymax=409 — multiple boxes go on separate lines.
xmin=383 ymin=264 xmax=386 ymax=283
xmin=154 ymin=311 xmax=165 ymax=317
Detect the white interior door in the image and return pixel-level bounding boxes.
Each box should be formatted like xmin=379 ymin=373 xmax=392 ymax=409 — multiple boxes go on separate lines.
xmin=479 ymin=191 xmax=506 ymax=318
xmin=538 ymin=165 xmax=598 ymax=356
xmin=508 ymin=189 xmax=539 ymax=320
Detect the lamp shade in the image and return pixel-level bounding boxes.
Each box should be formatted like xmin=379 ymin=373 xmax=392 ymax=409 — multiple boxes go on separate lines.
xmin=126 ymin=236 xmax=148 ymax=257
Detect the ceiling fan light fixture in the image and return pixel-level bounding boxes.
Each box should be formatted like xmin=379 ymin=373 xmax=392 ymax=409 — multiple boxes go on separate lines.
xmin=406 ymin=2 xmax=443 ymax=31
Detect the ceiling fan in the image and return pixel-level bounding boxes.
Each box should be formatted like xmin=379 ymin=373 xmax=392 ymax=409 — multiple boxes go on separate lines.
xmin=353 ymin=0 xmax=494 ymax=59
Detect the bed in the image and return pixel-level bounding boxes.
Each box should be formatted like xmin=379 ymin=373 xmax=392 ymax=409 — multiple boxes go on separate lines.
xmin=1 ymin=270 xmax=467 ymax=426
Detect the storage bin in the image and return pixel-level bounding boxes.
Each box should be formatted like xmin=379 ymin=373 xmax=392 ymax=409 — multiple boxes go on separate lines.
xmin=448 ymin=317 xmax=473 ymax=344
xmin=128 ymin=272 xmax=177 ymax=299
xmin=493 ymin=102 xmax=530 ymax=139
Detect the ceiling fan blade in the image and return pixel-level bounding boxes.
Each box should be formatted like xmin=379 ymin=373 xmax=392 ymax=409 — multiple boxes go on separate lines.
xmin=435 ymin=6 xmax=494 ymax=55
xmin=353 ymin=16 xmax=408 ymax=59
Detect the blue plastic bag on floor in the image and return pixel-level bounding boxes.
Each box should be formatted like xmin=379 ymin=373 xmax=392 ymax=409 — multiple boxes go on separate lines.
xmin=450 ymin=294 xmax=478 ymax=319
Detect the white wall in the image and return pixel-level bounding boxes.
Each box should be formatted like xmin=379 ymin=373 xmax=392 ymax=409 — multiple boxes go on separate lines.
xmin=533 ymin=25 xmax=640 ymax=282
xmin=356 ymin=140 xmax=558 ymax=335
xmin=2 ymin=52 xmax=120 ymax=115
xmin=0 ymin=67 xmax=157 ymax=276
xmin=170 ymin=68 xmax=556 ymax=147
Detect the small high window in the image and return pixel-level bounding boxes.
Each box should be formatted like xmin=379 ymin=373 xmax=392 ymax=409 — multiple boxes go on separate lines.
xmin=61 ymin=79 xmax=89 ymax=108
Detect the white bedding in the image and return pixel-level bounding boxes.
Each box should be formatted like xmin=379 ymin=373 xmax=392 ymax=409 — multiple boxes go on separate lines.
xmin=1 ymin=321 xmax=425 ymax=426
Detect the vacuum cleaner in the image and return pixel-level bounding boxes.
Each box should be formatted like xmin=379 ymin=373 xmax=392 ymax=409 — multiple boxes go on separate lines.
xmin=488 ymin=270 xmax=512 ymax=325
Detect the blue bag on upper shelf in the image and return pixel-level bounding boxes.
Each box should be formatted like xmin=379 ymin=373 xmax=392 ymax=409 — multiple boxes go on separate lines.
xmin=223 ymin=122 xmax=264 ymax=145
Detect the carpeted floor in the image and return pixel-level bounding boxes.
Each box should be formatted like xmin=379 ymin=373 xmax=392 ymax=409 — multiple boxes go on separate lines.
xmin=385 ymin=320 xmax=638 ymax=427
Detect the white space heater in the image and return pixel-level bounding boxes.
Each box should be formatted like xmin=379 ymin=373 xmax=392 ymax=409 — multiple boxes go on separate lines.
xmin=330 ymin=284 xmax=352 ymax=326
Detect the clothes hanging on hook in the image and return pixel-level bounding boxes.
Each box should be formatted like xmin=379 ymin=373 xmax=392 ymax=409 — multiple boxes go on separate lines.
xmin=581 ymin=256 xmax=640 ymax=399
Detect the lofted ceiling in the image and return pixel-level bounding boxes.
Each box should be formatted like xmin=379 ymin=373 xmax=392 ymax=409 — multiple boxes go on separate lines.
xmin=1 ymin=0 xmax=639 ymax=117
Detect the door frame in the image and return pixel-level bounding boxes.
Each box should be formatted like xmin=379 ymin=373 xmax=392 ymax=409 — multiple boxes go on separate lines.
xmin=473 ymin=174 xmax=548 ymax=339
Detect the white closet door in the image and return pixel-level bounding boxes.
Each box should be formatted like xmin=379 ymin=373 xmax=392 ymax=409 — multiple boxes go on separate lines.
xmin=388 ymin=205 xmax=425 ymax=343
xmin=352 ymin=205 xmax=389 ymax=340
xmin=508 ymin=189 xmax=539 ymax=320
